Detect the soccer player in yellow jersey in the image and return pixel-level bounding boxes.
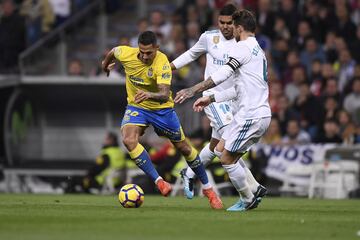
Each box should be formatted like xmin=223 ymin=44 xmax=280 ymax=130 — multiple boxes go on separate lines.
xmin=101 ymin=31 xmax=222 ymax=209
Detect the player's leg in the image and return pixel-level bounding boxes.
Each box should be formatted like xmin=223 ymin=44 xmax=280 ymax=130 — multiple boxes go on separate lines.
xmin=221 ymin=118 xmax=270 ymax=211
xmin=182 ymin=136 xmax=219 ymax=199
xmin=121 ymin=106 xmax=171 ymax=196
xmin=149 ymin=107 xmax=222 ymax=208
xmin=172 ymin=139 xmax=223 ymax=209
xmin=215 ymin=135 xmax=266 ymax=199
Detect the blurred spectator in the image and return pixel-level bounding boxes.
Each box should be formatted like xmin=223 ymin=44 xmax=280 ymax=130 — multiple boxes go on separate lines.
xmin=343 ymin=78 xmax=360 ymax=125
xmin=321 ymin=63 xmax=336 ymax=80
xmin=20 ymin=0 xmax=55 ymax=44
xmin=314 ymin=119 xmax=343 ymax=143
xmin=320 ymin=77 xmax=342 ymax=105
xmin=309 ymin=59 xmax=323 ymax=95
xmin=68 ymin=59 xmax=84 ymax=76
xmin=194 ymin=0 xmax=213 ymax=32
xmin=273 ymin=17 xmax=290 ymax=40
xmin=185 ymin=21 xmax=200 ymax=47
xmin=319 ymin=96 xmax=340 ymax=130
xmin=333 ymin=4 xmax=357 ymax=44
xmin=261 ymin=117 xmax=282 ymax=145
xmin=293 ymin=20 xmax=311 ymax=50
xmin=271 ymin=37 xmax=289 ymax=74
xmin=293 ymin=81 xmax=321 ymax=138
xmin=337 ymin=48 xmax=356 ymax=93
xmin=269 ymin=81 xmax=283 ymax=113
xmin=188 ymin=114 xmax=212 ymax=141
xmin=256 ymin=0 xmax=275 ymax=39
xmin=323 ymin=31 xmax=338 ymax=63
xmin=281 ymin=119 xmax=311 ymax=145
xmin=278 ymin=0 xmax=299 ymax=37
xmin=48 ymin=0 xmax=70 ymax=27
xmin=284 ymin=66 xmax=307 ymax=104
xmin=130 ymin=18 xmax=148 ymax=47
xmin=148 ymin=10 xmax=172 ymax=41
xmin=282 ymin=50 xmax=302 ymax=86
xmin=274 ymin=95 xmax=299 ymax=135
xmin=163 ymin=24 xmax=184 ymax=55
xmin=337 ymin=109 xmax=357 ymax=144
xmin=0 ymin=0 xmax=26 ymax=73
xmin=300 ymin=36 xmax=325 ymax=76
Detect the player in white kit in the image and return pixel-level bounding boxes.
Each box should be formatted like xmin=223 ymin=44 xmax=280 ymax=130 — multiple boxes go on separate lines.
xmin=171 ymin=4 xmax=266 ymax=201
xmin=175 ymin=9 xmax=271 ymax=211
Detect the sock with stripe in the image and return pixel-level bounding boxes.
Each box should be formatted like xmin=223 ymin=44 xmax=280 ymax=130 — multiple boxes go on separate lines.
xmin=185 ymin=146 xmax=211 ymax=189
xmin=222 ymin=163 xmax=254 ymax=202
xmin=129 ymin=143 xmax=160 ymax=182
xmin=185 ymin=142 xmax=215 ymax=179
xmin=238 ymin=158 xmax=259 ymax=193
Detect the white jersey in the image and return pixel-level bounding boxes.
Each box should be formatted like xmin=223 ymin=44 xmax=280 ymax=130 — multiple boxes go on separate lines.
xmin=172 ymin=29 xmax=236 ymax=96
xmin=211 ymin=36 xmax=271 ymax=119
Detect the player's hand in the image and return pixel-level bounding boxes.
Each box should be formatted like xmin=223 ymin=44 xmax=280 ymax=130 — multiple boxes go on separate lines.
xmin=101 ymin=61 xmax=115 ymax=77
xmin=174 ymin=88 xmax=194 ymax=104
xmin=134 ymin=90 xmax=151 ymax=103
xmin=193 ymin=96 xmax=211 ymax=112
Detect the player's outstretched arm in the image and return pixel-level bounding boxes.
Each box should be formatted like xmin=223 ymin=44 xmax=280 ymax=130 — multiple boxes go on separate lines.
xmin=174 ymin=78 xmax=216 ymax=104
xmin=101 ymin=48 xmax=116 ymax=77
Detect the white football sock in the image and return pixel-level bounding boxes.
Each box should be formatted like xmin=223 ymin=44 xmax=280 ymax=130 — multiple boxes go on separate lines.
xmin=185 ymin=142 xmax=215 ymax=179
xmin=238 ymin=158 xmax=260 ymax=193
xmin=223 ymin=163 xmax=254 ymax=202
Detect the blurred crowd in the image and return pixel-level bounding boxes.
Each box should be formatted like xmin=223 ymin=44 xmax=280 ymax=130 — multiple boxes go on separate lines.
xmin=1 ymin=0 xmax=360 ymax=144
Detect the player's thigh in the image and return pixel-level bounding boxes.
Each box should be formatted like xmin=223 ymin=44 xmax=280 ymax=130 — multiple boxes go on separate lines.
xmin=224 ymin=117 xmax=271 ymax=153
xmin=220 ymin=149 xmax=239 ymax=165
xmin=204 ymin=101 xmax=233 ymax=132
xmin=148 ymin=108 xmax=185 ymax=142
xmin=121 ymin=125 xmax=146 ymax=148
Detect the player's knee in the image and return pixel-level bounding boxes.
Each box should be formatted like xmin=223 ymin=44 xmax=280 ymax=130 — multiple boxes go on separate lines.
xmin=122 ymin=136 xmax=138 ymax=151
xmin=175 ymin=142 xmax=192 ymax=156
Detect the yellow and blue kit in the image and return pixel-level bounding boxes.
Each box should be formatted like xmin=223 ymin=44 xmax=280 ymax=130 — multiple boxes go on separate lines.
xmin=114 ymin=46 xmax=185 ymax=142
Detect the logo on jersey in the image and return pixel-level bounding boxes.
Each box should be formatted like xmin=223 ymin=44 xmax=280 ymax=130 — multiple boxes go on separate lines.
xmin=147 ymin=67 xmax=153 ymax=77
xmin=213 ymin=36 xmax=220 ymax=44
xmin=162 ymin=64 xmax=170 ymax=70
xmin=161 ymin=73 xmax=171 ymax=79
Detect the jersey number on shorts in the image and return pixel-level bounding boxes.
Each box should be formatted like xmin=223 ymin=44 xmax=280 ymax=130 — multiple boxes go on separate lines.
xmin=219 ymin=104 xmax=230 ymax=114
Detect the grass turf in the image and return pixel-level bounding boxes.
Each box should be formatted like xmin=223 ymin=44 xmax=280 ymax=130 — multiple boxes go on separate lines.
xmin=0 ymin=194 xmax=359 ymax=240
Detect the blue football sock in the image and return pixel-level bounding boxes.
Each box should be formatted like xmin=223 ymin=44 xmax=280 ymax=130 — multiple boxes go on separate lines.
xmin=129 ymin=144 xmax=159 ymax=182
xmin=186 ymin=148 xmax=209 ymax=185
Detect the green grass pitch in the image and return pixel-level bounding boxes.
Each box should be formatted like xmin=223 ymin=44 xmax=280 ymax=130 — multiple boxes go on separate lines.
xmin=0 ymin=194 xmax=359 ymax=240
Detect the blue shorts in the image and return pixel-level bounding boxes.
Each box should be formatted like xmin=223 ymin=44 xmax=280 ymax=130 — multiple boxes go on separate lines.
xmin=121 ymin=105 xmax=185 ymax=142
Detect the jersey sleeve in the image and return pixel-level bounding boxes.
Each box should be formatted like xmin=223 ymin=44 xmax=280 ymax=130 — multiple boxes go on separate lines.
xmin=156 ymin=55 xmax=172 ymax=85
xmin=113 ymin=46 xmax=127 ymax=62
xmin=211 ymin=43 xmax=252 ymax=85
xmin=171 ymin=33 xmax=207 ymax=69
xmin=214 ymin=87 xmax=237 ymax=102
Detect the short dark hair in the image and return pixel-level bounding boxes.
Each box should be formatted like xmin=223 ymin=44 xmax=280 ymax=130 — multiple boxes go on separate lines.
xmin=138 ymin=31 xmax=157 ymax=45
xmin=232 ymin=9 xmax=256 ymax=32
xmin=219 ymin=4 xmax=237 ymax=16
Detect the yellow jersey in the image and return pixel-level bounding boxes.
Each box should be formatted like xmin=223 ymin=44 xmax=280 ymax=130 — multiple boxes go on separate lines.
xmin=114 ymin=46 xmax=174 ymax=110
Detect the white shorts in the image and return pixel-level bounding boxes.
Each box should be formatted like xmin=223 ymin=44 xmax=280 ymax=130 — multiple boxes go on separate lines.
xmin=204 ymin=101 xmax=233 ymax=139
xmin=223 ymin=117 xmax=271 ymax=153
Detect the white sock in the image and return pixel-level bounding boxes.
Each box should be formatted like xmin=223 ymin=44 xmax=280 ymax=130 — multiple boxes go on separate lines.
xmin=155 ymin=176 xmax=163 ymax=184
xmin=185 ymin=142 xmax=215 ymax=179
xmin=223 ymin=163 xmax=254 ymax=202
xmin=238 ymin=158 xmax=260 ymax=193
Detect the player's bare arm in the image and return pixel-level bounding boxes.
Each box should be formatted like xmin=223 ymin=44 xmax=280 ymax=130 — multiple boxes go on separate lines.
xmin=134 ymin=84 xmax=170 ymax=104
xmin=101 ymin=48 xmax=116 ymax=76
xmin=174 ymin=77 xmax=216 ymax=104
xmin=170 ymin=62 xmax=176 ymax=70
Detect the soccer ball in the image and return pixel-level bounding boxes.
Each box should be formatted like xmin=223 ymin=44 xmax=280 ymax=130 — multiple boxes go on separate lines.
xmin=118 ymin=184 xmax=144 ymax=208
